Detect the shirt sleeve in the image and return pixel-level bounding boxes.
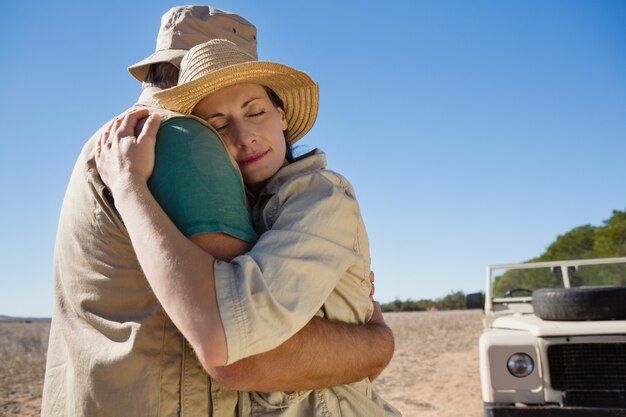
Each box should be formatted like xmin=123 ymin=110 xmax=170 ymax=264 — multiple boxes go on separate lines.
xmin=214 ymin=171 xmax=369 ymax=364
xmin=148 ymin=117 xmax=257 ymax=243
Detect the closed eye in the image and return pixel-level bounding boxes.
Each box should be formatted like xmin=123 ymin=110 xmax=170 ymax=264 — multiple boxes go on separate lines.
xmin=214 ymin=122 xmax=228 ymax=132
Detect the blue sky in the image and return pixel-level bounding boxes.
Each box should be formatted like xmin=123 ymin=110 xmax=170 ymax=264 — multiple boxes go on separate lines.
xmin=1 ymin=0 xmax=625 ymax=317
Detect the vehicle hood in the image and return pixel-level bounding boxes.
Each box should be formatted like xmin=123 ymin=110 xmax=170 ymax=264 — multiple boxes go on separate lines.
xmin=491 ymin=314 xmax=626 ymax=336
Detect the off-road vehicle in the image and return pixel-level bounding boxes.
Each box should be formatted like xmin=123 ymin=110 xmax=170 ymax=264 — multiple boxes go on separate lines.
xmin=467 ymin=257 xmax=626 ymax=416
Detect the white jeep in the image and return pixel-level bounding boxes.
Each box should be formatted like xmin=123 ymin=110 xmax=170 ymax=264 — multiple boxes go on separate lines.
xmin=468 ymin=257 xmax=626 ymax=416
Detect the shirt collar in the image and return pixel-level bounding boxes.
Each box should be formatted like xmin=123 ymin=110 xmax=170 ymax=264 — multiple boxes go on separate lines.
xmin=261 ymin=149 xmax=327 ymax=196
xmin=136 ymin=86 xmax=163 ymax=108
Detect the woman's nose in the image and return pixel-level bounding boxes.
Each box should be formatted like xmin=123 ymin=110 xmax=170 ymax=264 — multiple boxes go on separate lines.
xmin=230 ymin=120 xmax=255 ymax=147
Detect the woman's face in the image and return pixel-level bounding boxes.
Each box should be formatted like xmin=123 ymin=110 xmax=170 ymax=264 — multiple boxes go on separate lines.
xmin=193 ymin=83 xmax=288 ymax=188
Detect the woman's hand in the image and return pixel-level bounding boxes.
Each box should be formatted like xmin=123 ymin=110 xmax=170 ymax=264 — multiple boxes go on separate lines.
xmin=96 ymin=109 xmax=161 ymax=195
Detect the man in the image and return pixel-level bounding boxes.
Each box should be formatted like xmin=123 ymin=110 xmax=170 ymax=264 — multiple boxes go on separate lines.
xmin=42 ymin=6 xmax=393 ymax=417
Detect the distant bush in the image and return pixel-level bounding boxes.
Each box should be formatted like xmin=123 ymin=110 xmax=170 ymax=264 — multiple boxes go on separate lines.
xmin=381 ymin=290 xmax=467 ymax=312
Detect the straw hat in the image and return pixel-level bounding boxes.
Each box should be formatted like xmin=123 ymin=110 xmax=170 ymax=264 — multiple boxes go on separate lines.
xmin=153 ymin=39 xmax=319 ymax=143
xmin=128 ymin=6 xmax=257 ymax=82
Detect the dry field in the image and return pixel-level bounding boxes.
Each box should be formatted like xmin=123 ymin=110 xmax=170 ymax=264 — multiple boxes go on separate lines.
xmin=373 ymin=310 xmax=484 ymax=417
xmin=0 ymin=310 xmax=484 ymax=417
xmin=0 ymin=320 xmax=50 ymax=417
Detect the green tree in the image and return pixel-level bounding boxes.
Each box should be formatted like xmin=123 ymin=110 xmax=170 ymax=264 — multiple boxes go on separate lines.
xmin=594 ymin=210 xmax=626 ymax=257
xmin=537 ymin=225 xmax=596 ymax=261
xmin=494 ymin=225 xmax=595 ymax=295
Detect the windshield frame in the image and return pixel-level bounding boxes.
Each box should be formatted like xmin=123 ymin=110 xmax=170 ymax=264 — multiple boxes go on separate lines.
xmin=485 ymin=257 xmax=626 ymax=313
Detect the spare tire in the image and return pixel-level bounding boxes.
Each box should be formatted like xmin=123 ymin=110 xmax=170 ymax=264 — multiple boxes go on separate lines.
xmin=532 ymin=286 xmax=626 ymax=321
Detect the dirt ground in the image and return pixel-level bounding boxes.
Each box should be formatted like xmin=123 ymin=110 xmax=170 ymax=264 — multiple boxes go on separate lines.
xmin=373 ymin=310 xmax=484 ymax=417
xmin=0 ymin=321 xmax=49 ymax=417
xmin=0 ymin=310 xmax=484 ymax=417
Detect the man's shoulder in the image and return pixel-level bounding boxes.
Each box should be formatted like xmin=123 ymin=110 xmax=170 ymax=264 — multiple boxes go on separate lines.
xmin=158 ymin=115 xmax=219 ymax=138
xmin=152 ymin=116 xmax=230 ymax=165
xmin=159 ymin=115 xmax=209 ymax=130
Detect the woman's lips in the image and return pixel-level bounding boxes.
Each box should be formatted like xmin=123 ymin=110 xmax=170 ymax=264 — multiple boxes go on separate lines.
xmin=240 ymin=150 xmax=268 ymax=165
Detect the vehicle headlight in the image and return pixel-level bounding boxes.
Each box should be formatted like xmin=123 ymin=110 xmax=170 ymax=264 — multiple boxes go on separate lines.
xmin=507 ymin=353 xmax=535 ymax=377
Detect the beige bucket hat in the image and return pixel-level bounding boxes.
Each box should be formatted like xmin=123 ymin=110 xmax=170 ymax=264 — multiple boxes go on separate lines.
xmin=154 ymin=39 xmax=319 ymax=143
xmin=128 ymin=6 xmax=257 ymax=82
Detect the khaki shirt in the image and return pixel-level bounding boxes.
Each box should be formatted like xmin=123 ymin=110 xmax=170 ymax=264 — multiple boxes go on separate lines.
xmin=215 ymin=151 xmax=401 ymax=416
xmin=41 ymin=87 xmax=239 ymax=417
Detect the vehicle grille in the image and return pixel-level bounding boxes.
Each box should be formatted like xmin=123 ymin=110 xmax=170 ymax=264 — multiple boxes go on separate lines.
xmin=548 ymin=343 xmax=626 ymax=407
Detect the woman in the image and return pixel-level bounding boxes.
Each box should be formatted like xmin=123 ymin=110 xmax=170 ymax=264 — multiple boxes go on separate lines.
xmin=97 ymin=39 xmax=400 ymax=416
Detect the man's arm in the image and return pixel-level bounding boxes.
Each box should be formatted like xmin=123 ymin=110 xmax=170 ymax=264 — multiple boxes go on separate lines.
xmin=210 ymin=305 xmax=394 ymax=392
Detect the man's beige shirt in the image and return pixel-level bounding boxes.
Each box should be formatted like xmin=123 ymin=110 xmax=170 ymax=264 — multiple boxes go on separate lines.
xmin=41 ymin=87 xmax=238 ymax=417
